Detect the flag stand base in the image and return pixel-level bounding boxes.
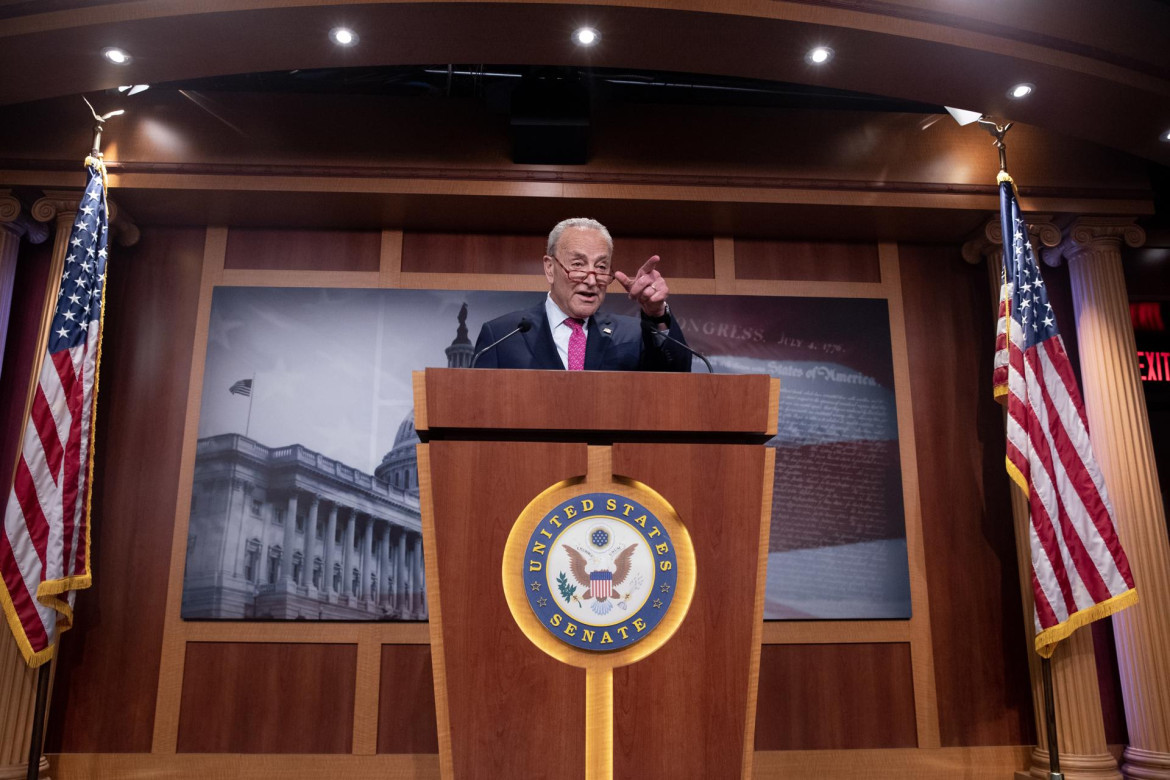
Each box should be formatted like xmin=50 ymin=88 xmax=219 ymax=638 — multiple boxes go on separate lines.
xmin=1041 ymin=655 xmax=1064 ymax=780
xmin=25 ymin=663 xmax=50 ymax=780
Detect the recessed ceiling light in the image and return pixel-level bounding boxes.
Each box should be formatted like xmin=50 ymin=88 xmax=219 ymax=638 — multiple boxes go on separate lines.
xmin=806 ymin=46 xmax=833 ymax=65
xmin=572 ymin=27 xmax=599 ymax=46
xmin=329 ymin=27 xmax=358 ymax=46
xmin=1161 ymin=129 xmax=1170 ymax=143
xmin=1008 ymin=83 xmax=1034 ymax=99
xmin=102 ymin=47 xmax=131 ymax=65
xmin=117 ymin=84 xmax=150 ymax=96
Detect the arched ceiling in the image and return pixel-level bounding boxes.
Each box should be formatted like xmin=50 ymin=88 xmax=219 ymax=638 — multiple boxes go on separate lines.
xmin=1 ymin=0 xmax=1168 ymax=163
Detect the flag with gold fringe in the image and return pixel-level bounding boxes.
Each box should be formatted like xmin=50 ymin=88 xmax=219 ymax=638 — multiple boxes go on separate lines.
xmin=993 ymin=171 xmax=1137 ymax=657
xmin=1 ymin=157 xmax=108 ymax=667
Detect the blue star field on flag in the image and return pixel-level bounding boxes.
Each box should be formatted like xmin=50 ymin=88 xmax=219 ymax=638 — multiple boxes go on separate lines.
xmin=49 ymin=163 xmax=108 ymax=355
xmin=1001 ymin=184 xmax=1056 ymax=350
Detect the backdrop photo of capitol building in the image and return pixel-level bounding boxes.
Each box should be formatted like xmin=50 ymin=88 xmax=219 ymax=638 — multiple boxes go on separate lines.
xmin=181 ymin=286 xmax=910 ymax=623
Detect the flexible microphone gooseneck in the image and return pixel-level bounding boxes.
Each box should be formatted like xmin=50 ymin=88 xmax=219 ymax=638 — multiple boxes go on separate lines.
xmin=471 ymin=318 xmax=533 ymax=368
xmin=642 ymin=321 xmax=714 ymax=373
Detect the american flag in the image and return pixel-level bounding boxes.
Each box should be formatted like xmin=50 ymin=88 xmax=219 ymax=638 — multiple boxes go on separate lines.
xmin=1 ymin=159 xmax=108 ymax=667
xmin=228 ymin=378 xmax=252 ymax=397
xmin=992 ymin=175 xmax=1137 ymax=658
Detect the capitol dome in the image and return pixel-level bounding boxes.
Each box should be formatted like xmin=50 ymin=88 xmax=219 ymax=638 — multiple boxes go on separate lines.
xmin=375 ymin=301 xmax=470 ymax=496
xmin=376 ymin=409 xmax=419 ymax=495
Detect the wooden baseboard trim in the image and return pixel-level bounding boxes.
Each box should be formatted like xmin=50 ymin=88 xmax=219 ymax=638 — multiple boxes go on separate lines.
xmin=50 ymin=746 xmax=1031 ymax=779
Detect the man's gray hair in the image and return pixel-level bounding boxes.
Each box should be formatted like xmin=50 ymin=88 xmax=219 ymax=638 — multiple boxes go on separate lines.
xmin=547 ymin=218 xmax=613 ymax=257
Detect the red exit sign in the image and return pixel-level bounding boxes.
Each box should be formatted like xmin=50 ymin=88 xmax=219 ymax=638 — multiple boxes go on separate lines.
xmin=1139 ymin=351 xmax=1170 ymax=382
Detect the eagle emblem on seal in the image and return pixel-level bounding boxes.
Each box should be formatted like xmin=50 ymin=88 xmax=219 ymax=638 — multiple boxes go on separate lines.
xmin=563 ymin=544 xmax=638 ymax=616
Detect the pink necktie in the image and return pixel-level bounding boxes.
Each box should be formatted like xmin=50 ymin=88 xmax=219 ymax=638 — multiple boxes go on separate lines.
xmin=565 ymin=318 xmax=586 ymax=371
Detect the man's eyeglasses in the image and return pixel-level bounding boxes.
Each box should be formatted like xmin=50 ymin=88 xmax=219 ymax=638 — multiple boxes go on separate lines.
xmin=551 ymin=255 xmax=615 ymax=284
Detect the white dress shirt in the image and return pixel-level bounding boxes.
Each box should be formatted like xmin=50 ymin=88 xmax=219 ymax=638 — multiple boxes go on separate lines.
xmin=545 ymin=294 xmax=589 ymax=370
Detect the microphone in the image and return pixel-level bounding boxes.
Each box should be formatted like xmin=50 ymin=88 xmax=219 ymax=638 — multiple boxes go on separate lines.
xmin=642 ymin=321 xmax=714 ymax=373
xmin=471 ymin=318 xmax=533 ymax=368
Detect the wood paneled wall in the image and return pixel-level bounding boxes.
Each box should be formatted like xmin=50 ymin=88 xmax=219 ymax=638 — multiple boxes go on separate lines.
xmin=754 ymin=643 xmax=918 ymax=750
xmin=177 ymin=642 xmax=357 ymax=753
xmin=734 ymin=240 xmax=881 ymax=283
xmin=45 ymin=228 xmax=206 ymax=753
xmin=898 ymin=244 xmax=1035 ymax=747
xmin=225 ymin=229 xmax=381 ymax=272
xmin=8 ymin=223 xmax=1054 ymax=776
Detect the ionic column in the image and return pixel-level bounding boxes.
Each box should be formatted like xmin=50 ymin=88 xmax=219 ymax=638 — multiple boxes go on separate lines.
xmin=322 ymin=504 xmax=338 ymax=596
xmin=381 ymin=523 xmax=394 ymax=605
xmin=403 ymin=533 xmax=415 ymax=613
xmin=0 ymin=189 xmax=135 ymax=779
xmin=302 ymin=495 xmax=319 ymax=590
xmin=411 ymin=533 xmax=424 ymax=615
xmin=0 ymin=637 xmax=50 ymax=780
xmin=0 ymin=193 xmax=84 ymax=780
xmin=1059 ymin=219 xmax=1170 ymax=780
xmin=342 ymin=508 xmax=355 ymax=598
xmin=361 ymin=516 xmax=375 ymax=602
xmin=0 ymin=191 xmax=50 ymax=385
xmin=281 ymin=493 xmax=298 ymax=586
xmin=964 ymin=218 xmax=1120 ymax=780
xmin=224 ymin=478 xmax=253 ymax=578
xmin=394 ymin=527 xmax=407 ymax=612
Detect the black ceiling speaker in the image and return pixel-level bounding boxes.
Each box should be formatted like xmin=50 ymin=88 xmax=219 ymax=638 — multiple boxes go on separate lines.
xmin=510 ymin=71 xmax=590 ymax=165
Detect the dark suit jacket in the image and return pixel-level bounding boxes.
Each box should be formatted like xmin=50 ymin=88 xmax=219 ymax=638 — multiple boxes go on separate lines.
xmin=472 ymin=302 xmax=692 ymax=372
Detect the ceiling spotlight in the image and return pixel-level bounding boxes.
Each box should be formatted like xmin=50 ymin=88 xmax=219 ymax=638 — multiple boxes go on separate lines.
xmin=1008 ymin=83 xmax=1034 ymax=99
xmin=329 ymin=27 xmax=358 ymax=46
xmin=572 ymin=27 xmax=599 ymax=46
xmin=805 ymin=46 xmax=833 ymax=65
xmin=117 ymin=84 xmax=150 ymax=96
xmin=1161 ymin=129 xmax=1170 ymax=143
xmin=102 ymin=47 xmax=131 ymax=65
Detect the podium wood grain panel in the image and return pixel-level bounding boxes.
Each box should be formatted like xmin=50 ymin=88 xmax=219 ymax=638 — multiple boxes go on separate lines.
xmin=428 ymin=440 xmax=587 ymax=779
xmin=419 ymin=368 xmax=773 ymax=435
xmin=177 ymin=642 xmax=357 ymax=754
xmin=734 ymin=239 xmax=881 ymax=282
xmin=610 ymin=442 xmax=767 ymax=779
xmin=224 ymin=228 xmax=380 ymax=272
xmin=754 ymin=643 xmax=917 ymax=750
xmin=377 ymin=645 xmax=439 ymax=754
xmin=45 ymin=227 xmax=206 ymax=753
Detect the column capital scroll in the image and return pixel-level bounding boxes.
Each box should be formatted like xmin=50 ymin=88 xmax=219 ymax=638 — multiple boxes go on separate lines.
xmin=32 ymin=190 xmax=138 ymax=247
xmin=0 ymin=191 xmax=20 ymax=223
xmin=32 ymin=191 xmax=84 ymax=223
xmin=960 ymin=214 xmax=1060 ymax=265
xmin=1051 ymin=217 xmax=1147 ymax=266
xmin=0 ymin=191 xmax=50 ymax=244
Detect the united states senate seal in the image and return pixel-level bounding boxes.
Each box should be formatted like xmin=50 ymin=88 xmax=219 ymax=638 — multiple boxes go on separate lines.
xmin=502 ymin=477 xmax=695 ymax=668
xmin=522 ymin=491 xmax=677 ymax=652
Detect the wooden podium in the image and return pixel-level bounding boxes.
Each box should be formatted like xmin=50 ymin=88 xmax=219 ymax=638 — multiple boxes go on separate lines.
xmin=414 ymin=368 xmax=778 ymax=779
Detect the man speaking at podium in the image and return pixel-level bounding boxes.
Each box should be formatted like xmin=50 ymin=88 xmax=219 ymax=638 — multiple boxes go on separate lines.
xmin=472 ymin=218 xmax=692 ymax=371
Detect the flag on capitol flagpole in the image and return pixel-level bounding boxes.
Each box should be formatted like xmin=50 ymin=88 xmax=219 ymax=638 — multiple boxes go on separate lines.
xmin=1 ymin=157 xmax=109 ymax=667
xmin=992 ymin=171 xmax=1137 ymax=658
